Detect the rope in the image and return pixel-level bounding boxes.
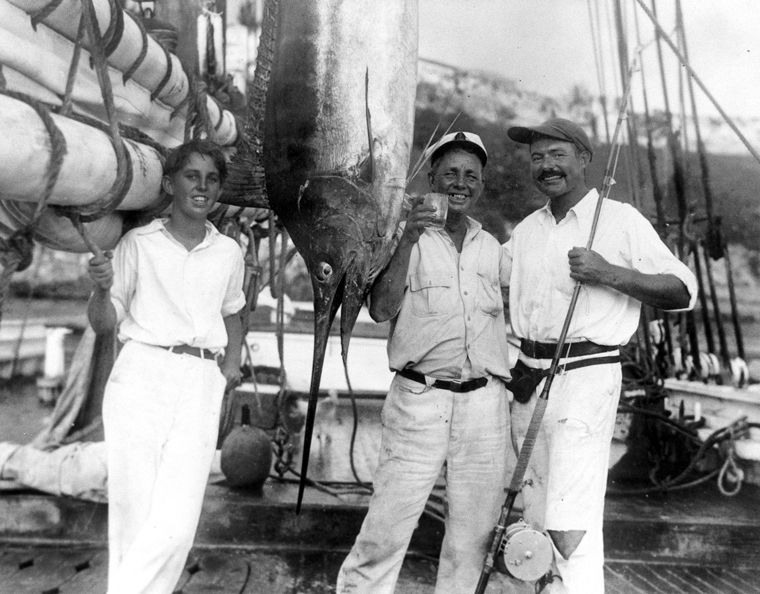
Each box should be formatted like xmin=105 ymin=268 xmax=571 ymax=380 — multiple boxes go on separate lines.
xmin=121 ymin=10 xmax=150 ymax=84
xmin=54 ymin=0 xmax=133 ymax=225
xmin=102 ymin=0 xmax=125 ymax=58
xmin=29 ymin=0 xmax=65 ymax=31
xmin=149 ymin=42 xmax=174 ymax=102
xmin=60 ymin=12 xmax=87 ymax=117
xmin=612 ymin=341 xmax=754 ymax=497
xmin=717 ymin=435 xmax=744 ymax=497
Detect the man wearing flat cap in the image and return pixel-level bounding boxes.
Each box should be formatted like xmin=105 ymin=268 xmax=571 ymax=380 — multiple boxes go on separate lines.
xmin=502 ymin=117 xmax=697 ymax=592
xmin=338 ymin=132 xmax=515 ymax=593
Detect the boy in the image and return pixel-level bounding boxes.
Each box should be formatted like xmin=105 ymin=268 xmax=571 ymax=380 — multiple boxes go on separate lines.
xmin=87 ymin=139 xmax=245 ymax=593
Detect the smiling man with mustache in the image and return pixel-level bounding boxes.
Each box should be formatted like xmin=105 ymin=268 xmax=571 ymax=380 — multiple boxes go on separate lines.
xmin=502 ymin=118 xmax=697 ymax=592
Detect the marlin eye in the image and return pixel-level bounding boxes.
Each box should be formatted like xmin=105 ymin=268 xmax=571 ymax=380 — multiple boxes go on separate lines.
xmin=316 ymin=262 xmax=333 ymax=282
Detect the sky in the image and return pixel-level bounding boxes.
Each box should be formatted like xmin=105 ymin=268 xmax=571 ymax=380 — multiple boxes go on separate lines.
xmin=418 ymin=0 xmax=760 ymax=121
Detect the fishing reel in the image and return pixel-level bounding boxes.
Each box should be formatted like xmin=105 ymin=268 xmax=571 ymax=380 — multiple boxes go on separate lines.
xmin=494 ymin=520 xmax=554 ymax=582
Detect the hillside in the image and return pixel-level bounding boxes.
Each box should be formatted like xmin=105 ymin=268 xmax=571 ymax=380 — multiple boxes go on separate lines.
xmin=413 ymin=60 xmax=760 ymax=253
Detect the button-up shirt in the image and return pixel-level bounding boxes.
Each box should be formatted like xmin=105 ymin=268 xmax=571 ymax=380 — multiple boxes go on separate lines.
xmin=503 ymin=189 xmax=697 ymax=345
xmin=110 ymin=218 xmax=246 ymax=351
xmin=388 ymin=217 xmax=511 ymax=381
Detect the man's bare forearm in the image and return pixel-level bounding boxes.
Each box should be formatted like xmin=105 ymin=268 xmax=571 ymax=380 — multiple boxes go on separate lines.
xmin=369 ymin=237 xmax=415 ymax=322
xmin=604 ymin=266 xmax=691 ymax=310
xmin=87 ymin=288 xmax=117 ymax=335
xmin=222 ymin=312 xmax=243 ymax=370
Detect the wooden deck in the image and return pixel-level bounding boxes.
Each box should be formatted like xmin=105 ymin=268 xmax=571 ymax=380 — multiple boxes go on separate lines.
xmin=1 ymin=546 xmax=759 ymax=593
xmin=3 ymin=396 xmax=760 ymax=592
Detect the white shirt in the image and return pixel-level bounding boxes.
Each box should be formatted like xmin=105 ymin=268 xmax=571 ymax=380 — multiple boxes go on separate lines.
xmin=388 ymin=217 xmax=512 ymax=381
xmin=503 ymin=189 xmax=697 ymax=345
xmin=110 ymin=219 xmax=246 ymax=351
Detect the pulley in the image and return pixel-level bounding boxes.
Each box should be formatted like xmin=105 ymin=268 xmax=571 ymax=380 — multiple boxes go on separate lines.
xmin=730 ymin=357 xmax=750 ymax=388
xmin=494 ymin=520 xmax=554 ymax=582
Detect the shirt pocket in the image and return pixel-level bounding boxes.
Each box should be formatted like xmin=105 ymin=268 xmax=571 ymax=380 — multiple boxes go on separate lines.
xmin=409 ymin=271 xmax=453 ymax=317
xmin=476 ymin=271 xmax=502 ymax=317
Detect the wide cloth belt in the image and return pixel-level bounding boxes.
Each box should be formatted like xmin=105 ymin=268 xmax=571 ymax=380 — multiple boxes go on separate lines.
xmin=507 ymin=353 xmax=621 ymax=404
xmin=397 ymin=368 xmax=488 ymax=393
xmin=519 ymin=339 xmax=619 ymax=360
xmin=162 ymin=344 xmax=218 ymax=360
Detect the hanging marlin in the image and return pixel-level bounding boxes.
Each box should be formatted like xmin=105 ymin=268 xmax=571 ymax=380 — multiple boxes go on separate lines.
xmin=254 ymin=0 xmax=418 ymax=511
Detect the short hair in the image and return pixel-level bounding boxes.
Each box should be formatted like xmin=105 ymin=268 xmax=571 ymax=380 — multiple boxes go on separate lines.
xmin=430 ymin=144 xmax=485 ymax=173
xmin=164 ymin=139 xmax=227 ymax=182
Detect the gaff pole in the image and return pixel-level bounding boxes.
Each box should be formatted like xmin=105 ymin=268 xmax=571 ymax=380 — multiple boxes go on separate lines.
xmin=474 ymin=58 xmax=638 ymax=594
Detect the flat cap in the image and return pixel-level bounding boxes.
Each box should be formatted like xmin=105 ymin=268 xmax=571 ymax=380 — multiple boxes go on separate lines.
xmin=507 ymin=117 xmax=593 ymax=158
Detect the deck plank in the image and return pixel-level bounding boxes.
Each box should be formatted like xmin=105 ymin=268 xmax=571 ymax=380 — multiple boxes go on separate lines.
xmin=660 ymin=566 xmax=705 ymax=594
xmin=0 ymin=549 xmax=34 ymax=582
xmin=239 ymin=552 xmax=296 ymax=593
xmin=719 ymin=567 xmax=760 ymax=592
xmin=180 ymin=552 xmax=250 ymax=593
xmin=57 ymin=549 xmax=108 ymax=593
xmin=0 ymin=547 xmax=96 ymax=593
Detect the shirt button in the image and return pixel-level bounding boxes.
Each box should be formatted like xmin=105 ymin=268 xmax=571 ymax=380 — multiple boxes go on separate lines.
xmin=464 ymin=291 xmax=468 ymax=295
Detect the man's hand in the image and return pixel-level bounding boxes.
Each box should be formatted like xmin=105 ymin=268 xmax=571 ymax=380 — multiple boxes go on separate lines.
xmin=568 ymin=247 xmax=612 ymax=285
xmin=88 ymin=251 xmax=114 ymax=291
xmin=400 ymin=196 xmax=436 ymax=245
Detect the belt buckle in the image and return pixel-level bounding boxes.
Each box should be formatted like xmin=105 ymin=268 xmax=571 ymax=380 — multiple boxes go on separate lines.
xmin=447 ymin=379 xmax=466 ymax=393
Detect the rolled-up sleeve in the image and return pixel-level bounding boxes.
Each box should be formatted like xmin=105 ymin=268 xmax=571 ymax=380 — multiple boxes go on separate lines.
xmin=627 ymin=207 xmax=698 ymax=311
xmin=221 ymin=246 xmax=246 ymax=316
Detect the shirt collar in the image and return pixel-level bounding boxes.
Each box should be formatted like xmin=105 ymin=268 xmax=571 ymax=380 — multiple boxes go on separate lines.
xmin=137 ymin=218 xmax=218 ymax=247
xmin=568 ymin=188 xmax=599 ymax=238
xmin=426 ymin=215 xmax=483 ymax=243
xmin=464 ymin=215 xmax=483 ymax=242
xmin=536 ymin=188 xmax=599 ymax=232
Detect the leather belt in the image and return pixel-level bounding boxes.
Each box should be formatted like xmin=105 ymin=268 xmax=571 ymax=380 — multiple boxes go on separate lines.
xmin=162 ymin=344 xmax=219 ymax=360
xmin=397 ymin=368 xmax=488 ymax=393
xmin=520 ymin=339 xmax=618 ymax=360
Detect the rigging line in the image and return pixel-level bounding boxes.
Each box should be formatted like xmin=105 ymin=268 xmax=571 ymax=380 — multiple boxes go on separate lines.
xmin=595 ymin=0 xmax=612 ymax=143
xmin=676 ymin=0 xmax=716 ymax=225
xmin=674 ymin=8 xmax=691 ymax=169
xmin=649 ymin=1 xmax=688 ymax=255
xmin=632 ymin=3 xmax=667 ymax=230
xmin=602 ymin=0 xmax=621 ymax=99
xmin=613 ymin=0 xmax=644 ymax=211
xmin=635 ymin=0 xmax=760 ymax=165
xmin=587 ymin=0 xmax=610 ymax=144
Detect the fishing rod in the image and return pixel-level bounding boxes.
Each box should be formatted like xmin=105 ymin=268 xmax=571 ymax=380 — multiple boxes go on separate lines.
xmin=474 ymin=57 xmax=638 ymax=593
xmin=650 ymin=0 xmax=701 ymax=377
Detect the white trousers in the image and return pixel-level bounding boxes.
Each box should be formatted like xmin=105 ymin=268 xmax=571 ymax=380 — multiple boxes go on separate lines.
xmin=510 ymin=357 xmax=621 ymax=594
xmin=103 ymin=341 xmax=226 ymax=594
xmin=337 ymin=374 xmax=512 ymax=594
